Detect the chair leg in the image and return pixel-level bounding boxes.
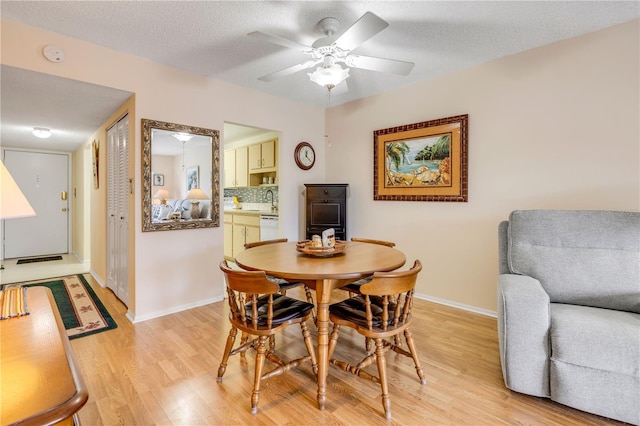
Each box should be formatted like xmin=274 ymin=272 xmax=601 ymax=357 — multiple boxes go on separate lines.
xmin=404 ymin=328 xmax=427 ymax=385
xmin=269 ymin=335 xmax=276 ymax=351
xmin=240 ymin=332 xmax=249 ymax=360
xmin=251 ymin=335 xmax=269 ymax=414
xmin=374 ymin=337 xmax=392 ymax=420
xmin=300 ymin=320 xmax=318 ymax=376
xmin=217 ymin=326 xmax=238 ymax=382
xmin=328 ymin=324 xmax=341 ymax=359
xmin=304 ymin=286 xmax=317 ymax=324
xmin=365 ymin=337 xmax=373 ymax=354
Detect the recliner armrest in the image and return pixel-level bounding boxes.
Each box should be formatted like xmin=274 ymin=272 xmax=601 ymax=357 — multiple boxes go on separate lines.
xmin=497 ymin=274 xmax=551 ymax=397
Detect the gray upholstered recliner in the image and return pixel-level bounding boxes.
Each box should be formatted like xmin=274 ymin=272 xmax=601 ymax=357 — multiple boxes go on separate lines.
xmin=497 ymin=210 xmax=639 ymax=424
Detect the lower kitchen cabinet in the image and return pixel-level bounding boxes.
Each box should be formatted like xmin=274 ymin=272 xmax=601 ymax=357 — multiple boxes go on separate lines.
xmin=226 ymin=213 xmax=260 ymax=259
xmin=223 ymin=214 xmax=233 ymax=259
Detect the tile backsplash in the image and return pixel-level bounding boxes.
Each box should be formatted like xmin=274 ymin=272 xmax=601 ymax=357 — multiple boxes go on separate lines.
xmin=224 ymin=186 xmax=279 ymax=204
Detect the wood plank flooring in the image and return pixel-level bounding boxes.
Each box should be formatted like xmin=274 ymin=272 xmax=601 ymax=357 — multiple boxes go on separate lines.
xmin=67 ymin=274 xmax=623 ymax=425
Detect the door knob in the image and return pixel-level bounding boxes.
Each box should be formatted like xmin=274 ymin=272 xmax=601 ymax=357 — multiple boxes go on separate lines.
xmin=61 ymin=207 xmax=67 ymax=212
xmin=61 ymin=191 xmax=68 ymax=200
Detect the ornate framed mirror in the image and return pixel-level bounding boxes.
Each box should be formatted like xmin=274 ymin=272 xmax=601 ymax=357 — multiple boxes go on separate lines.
xmin=142 ymin=119 xmax=220 ymax=232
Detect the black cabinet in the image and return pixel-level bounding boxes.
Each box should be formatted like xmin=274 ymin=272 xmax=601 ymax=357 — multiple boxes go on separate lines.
xmin=304 ymin=184 xmax=348 ymax=241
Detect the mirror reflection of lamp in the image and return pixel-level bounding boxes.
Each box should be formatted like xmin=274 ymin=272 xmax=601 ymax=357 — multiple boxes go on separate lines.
xmin=187 ymin=188 xmax=208 ymax=219
xmin=1 ymin=161 xmax=37 ymax=269
xmin=153 ymin=189 xmax=170 ymax=205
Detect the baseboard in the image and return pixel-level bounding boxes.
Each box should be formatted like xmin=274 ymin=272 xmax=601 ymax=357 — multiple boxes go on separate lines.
xmin=414 ymin=292 xmax=497 ymax=318
xmin=89 ymin=270 xmax=107 ymax=288
xmin=87 ymin=276 xmax=495 ymax=321
xmin=71 ymin=251 xmax=90 ymax=266
xmin=128 ymin=296 xmax=224 ymax=323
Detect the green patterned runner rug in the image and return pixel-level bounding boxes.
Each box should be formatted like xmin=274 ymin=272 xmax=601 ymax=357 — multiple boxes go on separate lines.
xmin=3 ymin=274 xmax=117 ymax=339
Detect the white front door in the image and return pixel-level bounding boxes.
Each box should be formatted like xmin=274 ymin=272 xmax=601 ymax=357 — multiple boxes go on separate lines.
xmin=3 ymin=150 xmax=69 ymax=259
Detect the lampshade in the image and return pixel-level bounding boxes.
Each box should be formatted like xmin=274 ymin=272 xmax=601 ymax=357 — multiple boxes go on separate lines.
xmin=308 ymin=55 xmax=350 ymax=89
xmin=32 ymin=127 xmax=51 ymax=138
xmin=153 ymin=189 xmax=170 ymax=200
xmin=187 ymin=188 xmax=208 ymax=200
xmin=1 ymin=161 xmax=36 ymax=219
xmin=172 ymin=132 xmax=193 ymax=142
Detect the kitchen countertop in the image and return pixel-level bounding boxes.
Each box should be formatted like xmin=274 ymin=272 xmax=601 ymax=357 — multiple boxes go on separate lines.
xmin=224 ymin=208 xmax=278 ymax=217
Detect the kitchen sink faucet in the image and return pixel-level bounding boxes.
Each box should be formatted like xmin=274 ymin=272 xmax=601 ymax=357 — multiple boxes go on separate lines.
xmin=265 ymin=190 xmax=275 ymax=211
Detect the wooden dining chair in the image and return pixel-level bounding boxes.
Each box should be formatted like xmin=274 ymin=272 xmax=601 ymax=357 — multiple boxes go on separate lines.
xmin=343 ymin=238 xmax=399 ymax=352
xmin=244 ymin=238 xmax=316 ymax=322
xmin=327 ymin=260 xmax=426 ymax=420
xmin=243 ymin=238 xmax=289 ymax=249
xmin=217 ymin=260 xmax=318 ymax=414
xmin=349 ymin=237 xmax=396 ymax=247
xmin=342 ymin=237 xmax=397 ymax=295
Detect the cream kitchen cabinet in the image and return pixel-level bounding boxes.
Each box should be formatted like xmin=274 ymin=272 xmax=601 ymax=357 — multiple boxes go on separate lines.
xmin=228 ymin=213 xmax=260 ymax=259
xmin=224 ymin=147 xmax=248 ymax=188
xmin=223 ymin=214 xmax=233 ymax=259
xmin=248 ymin=139 xmax=276 ymax=172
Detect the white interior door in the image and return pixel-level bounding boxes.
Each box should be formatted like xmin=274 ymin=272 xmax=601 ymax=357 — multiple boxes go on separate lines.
xmin=107 ymin=114 xmax=129 ymax=306
xmin=3 ymin=150 xmax=69 ymax=259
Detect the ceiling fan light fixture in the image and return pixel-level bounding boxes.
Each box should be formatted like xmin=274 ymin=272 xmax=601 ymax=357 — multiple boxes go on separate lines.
xmin=32 ymin=127 xmax=52 ymax=138
xmin=308 ymin=64 xmax=349 ymax=89
xmin=172 ymin=132 xmax=193 ymax=142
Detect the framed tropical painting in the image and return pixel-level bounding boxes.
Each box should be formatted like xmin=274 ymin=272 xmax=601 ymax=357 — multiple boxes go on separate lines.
xmin=373 ymin=114 xmax=468 ymax=202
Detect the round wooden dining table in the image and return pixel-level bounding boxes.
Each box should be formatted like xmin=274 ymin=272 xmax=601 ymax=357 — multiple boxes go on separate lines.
xmin=234 ymin=240 xmax=406 ymax=410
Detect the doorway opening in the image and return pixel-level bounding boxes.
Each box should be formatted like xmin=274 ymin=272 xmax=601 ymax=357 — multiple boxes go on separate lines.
xmin=222 ymin=122 xmax=282 ymax=263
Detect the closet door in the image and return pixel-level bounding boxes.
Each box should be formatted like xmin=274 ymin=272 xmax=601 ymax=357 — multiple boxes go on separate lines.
xmin=106 ymin=114 xmax=129 ymax=306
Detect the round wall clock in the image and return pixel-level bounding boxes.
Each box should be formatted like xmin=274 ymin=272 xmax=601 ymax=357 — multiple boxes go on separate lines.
xmin=294 ymin=142 xmax=315 ymax=170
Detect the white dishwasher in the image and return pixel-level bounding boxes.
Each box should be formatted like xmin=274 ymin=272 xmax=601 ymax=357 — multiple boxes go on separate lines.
xmin=259 ymin=215 xmax=279 ymax=241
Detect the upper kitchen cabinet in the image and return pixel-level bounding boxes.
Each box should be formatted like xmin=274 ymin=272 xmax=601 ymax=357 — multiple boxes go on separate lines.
xmin=248 ymin=139 xmax=276 ymax=173
xmin=224 ymin=146 xmax=248 ymax=188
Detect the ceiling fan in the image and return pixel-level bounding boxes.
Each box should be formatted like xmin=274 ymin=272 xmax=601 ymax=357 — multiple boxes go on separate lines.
xmin=248 ymin=11 xmax=415 ymax=91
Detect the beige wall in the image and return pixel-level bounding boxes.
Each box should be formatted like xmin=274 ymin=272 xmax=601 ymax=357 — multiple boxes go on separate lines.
xmin=71 ymin=149 xmax=84 ymax=261
xmin=326 ymin=19 xmax=640 ymax=313
xmin=1 ymin=19 xmax=325 ymax=321
xmin=70 ymin=143 xmax=93 ymax=264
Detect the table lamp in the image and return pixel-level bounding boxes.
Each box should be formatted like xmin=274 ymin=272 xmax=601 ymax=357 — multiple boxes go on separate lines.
xmin=187 ymin=188 xmax=208 ymax=219
xmin=1 ymin=161 xmax=36 ymax=269
xmin=153 ymin=189 xmax=170 ymax=205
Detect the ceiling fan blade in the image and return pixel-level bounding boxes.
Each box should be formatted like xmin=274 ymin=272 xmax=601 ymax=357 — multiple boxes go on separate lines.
xmin=335 ymin=12 xmax=389 ymax=51
xmin=248 ymin=31 xmax=312 ymax=52
xmin=347 ymin=55 xmax=415 ymax=76
xmin=258 ymin=60 xmax=319 ymax=82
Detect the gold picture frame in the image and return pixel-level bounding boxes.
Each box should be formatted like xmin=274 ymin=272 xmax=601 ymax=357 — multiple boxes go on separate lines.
xmin=374 ymin=114 xmax=468 ymax=202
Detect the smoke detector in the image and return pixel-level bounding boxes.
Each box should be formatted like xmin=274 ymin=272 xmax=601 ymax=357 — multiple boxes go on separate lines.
xmin=43 ymin=45 xmax=65 ymax=63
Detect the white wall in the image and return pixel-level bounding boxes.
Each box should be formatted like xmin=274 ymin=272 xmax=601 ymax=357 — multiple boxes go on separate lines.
xmin=151 ymin=155 xmax=177 ymax=199
xmin=325 ymin=19 xmax=640 ymax=313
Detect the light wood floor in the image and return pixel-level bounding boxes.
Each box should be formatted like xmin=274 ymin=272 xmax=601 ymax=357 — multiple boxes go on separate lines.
xmin=66 ymin=274 xmax=622 ymax=425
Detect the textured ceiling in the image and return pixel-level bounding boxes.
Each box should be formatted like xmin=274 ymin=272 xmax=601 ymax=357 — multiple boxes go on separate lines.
xmin=1 ymin=1 xmax=638 ymax=151
xmin=1 ymin=65 xmax=133 ymax=152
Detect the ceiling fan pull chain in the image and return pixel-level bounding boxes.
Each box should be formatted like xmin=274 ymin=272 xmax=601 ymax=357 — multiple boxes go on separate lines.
xmin=325 ymin=88 xmax=332 ymax=147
